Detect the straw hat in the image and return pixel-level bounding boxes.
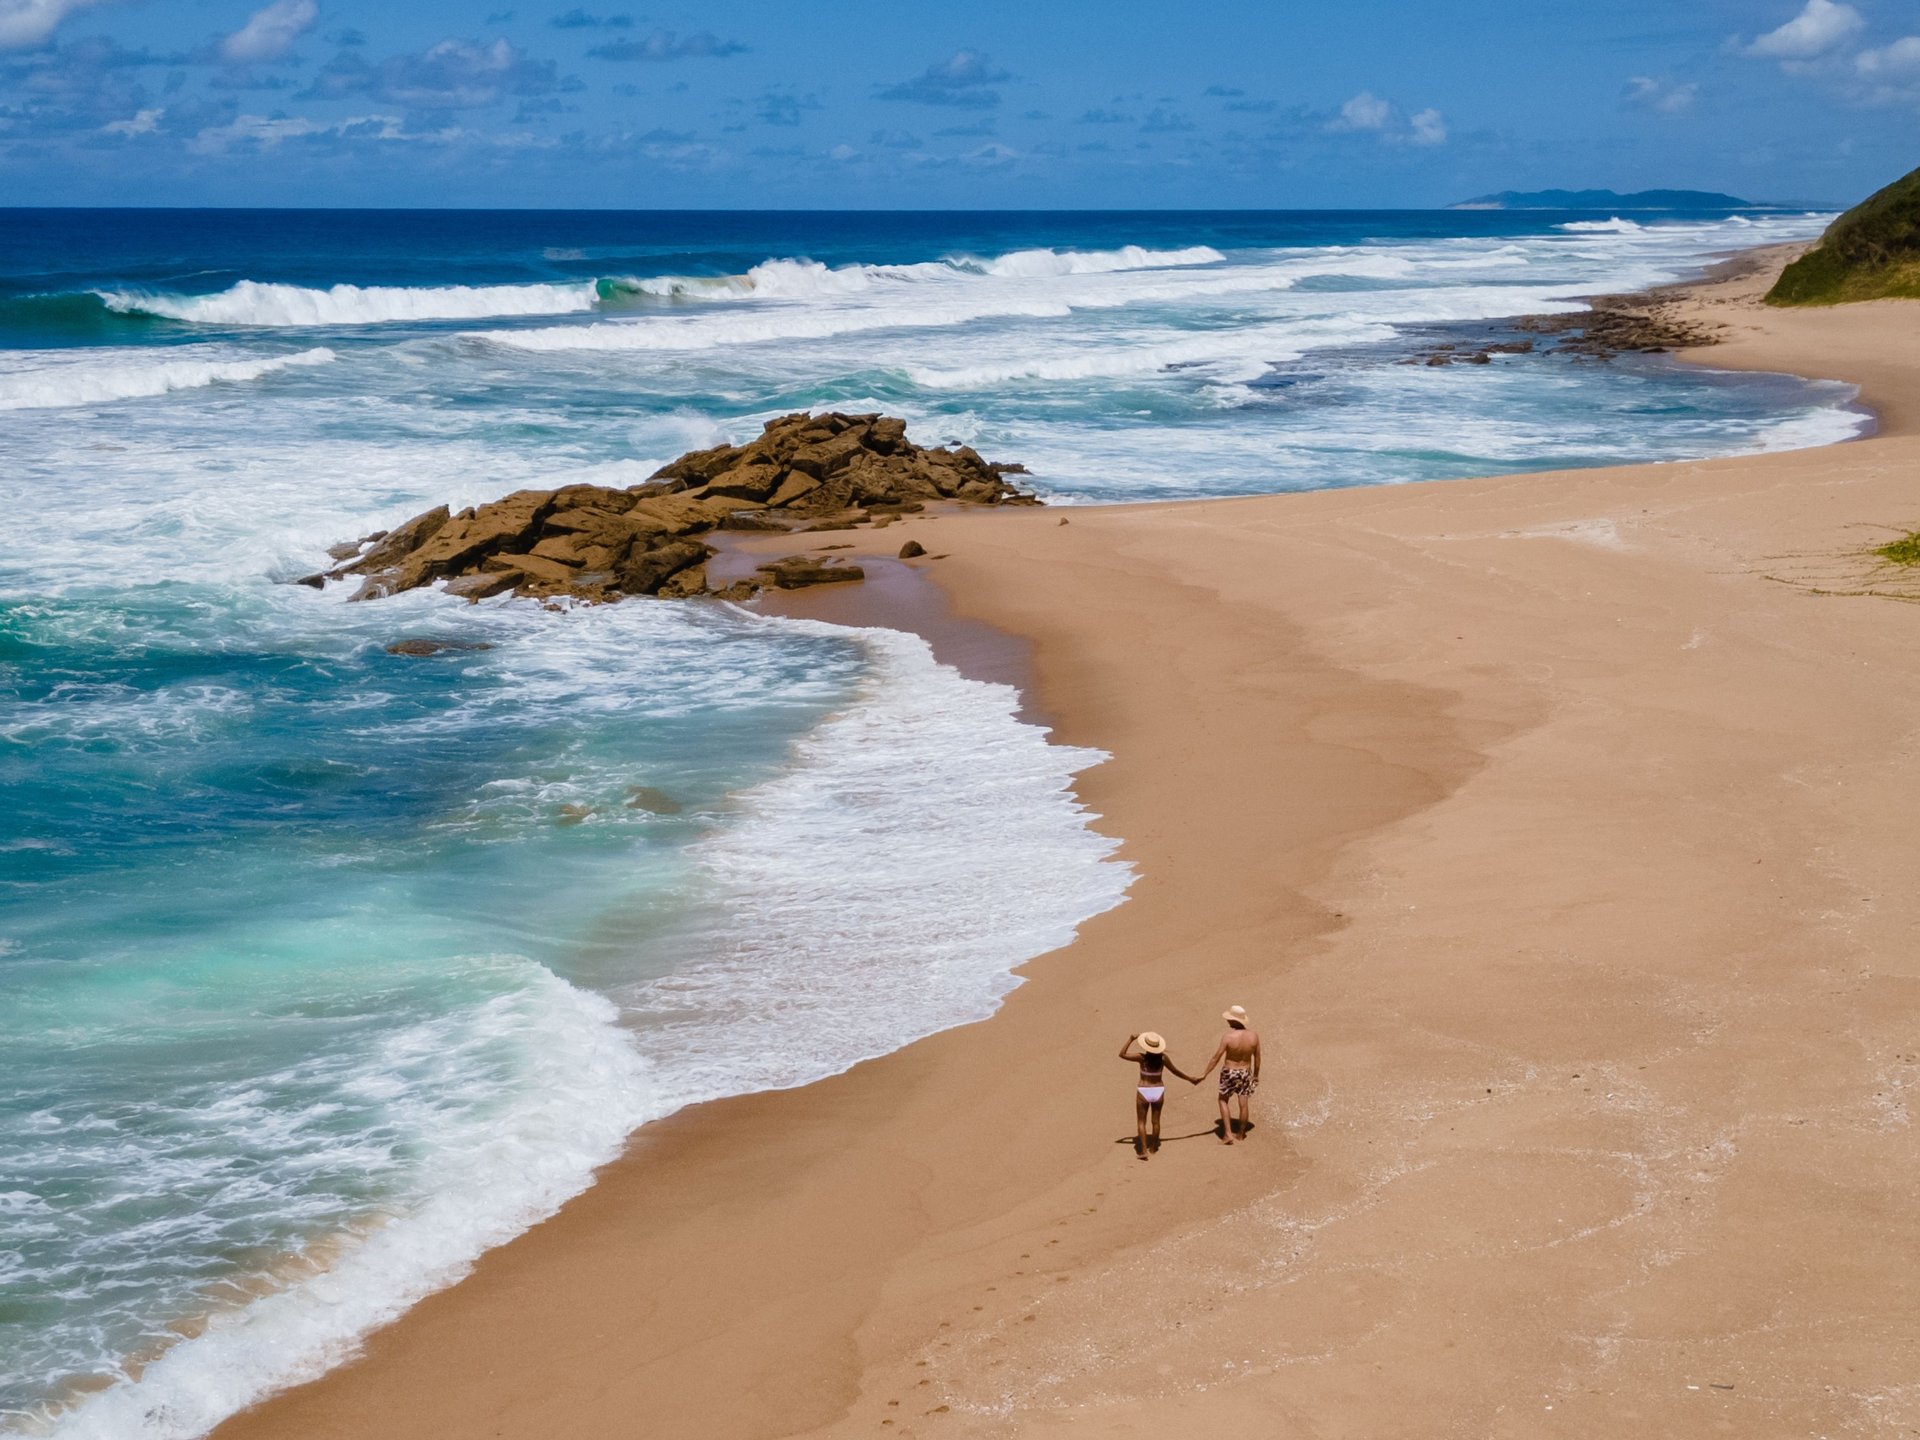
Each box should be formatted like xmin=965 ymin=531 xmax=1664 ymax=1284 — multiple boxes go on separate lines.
xmin=1222 ymin=1004 xmax=1251 ymax=1027
xmin=1138 ymin=1031 xmax=1167 ymax=1054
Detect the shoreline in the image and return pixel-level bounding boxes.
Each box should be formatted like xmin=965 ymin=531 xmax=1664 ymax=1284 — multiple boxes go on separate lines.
xmin=204 ymin=242 xmax=1920 ymax=1440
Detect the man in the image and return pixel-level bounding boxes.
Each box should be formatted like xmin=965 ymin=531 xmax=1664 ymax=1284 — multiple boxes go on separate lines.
xmin=1199 ymin=1004 xmax=1261 ymax=1144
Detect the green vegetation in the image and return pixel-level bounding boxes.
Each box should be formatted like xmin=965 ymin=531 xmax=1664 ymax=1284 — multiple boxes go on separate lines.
xmin=1874 ymin=531 xmax=1920 ymax=567
xmin=1767 ymin=163 xmax=1920 ymax=305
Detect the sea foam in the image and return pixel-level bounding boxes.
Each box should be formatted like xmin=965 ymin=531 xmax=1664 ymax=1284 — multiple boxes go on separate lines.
xmin=29 ymin=614 xmax=1129 ymax=1440
xmin=0 ymin=348 xmax=335 ymax=410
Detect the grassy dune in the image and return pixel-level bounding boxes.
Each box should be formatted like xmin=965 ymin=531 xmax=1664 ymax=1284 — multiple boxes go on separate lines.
xmin=1768 ymin=163 xmax=1920 ymax=305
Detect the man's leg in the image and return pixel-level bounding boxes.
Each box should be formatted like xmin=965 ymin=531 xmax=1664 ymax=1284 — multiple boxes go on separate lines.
xmin=1238 ymin=1094 xmax=1251 ymax=1139
xmin=1217 ymin=1089 xmax=1233 ymax=1144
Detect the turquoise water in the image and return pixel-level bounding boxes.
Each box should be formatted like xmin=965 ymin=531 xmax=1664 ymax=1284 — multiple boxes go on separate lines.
xmin=0 ymin=207 xmax=1862 ymax=1436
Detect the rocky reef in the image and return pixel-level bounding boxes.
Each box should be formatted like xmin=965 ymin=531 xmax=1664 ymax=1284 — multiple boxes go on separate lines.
xmin=310 ymin=412 xmax=1037 ymax=604
xmin=1403 ymin=295 xmax=1721 ymax=370
xmin=1512 ymin=297 xmax=1721 ymax=357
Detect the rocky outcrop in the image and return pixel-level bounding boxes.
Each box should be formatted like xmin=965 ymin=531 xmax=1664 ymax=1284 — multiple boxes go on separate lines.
xmin=314 ymin=412 xmax=1037 ymax=604
xmin=1514 ymin=299 xmax=1720 ymax=357
xmin=1407 ymin=339 xmax=1535 ymax=366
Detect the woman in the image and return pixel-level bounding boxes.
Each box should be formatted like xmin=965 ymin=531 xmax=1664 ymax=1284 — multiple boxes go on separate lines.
xmin=1117 ymin=1031 xmax=1200 ymax=1160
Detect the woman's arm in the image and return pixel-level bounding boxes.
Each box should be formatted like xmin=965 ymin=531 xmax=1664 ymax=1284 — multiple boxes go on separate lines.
xmin=1118 ymin=1033 xmax=1141 ymax=1061
xmin=1164 ymin=1056 xmax=1200 ymax=1084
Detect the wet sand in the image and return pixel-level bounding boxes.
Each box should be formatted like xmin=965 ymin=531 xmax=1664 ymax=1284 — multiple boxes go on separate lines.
xmin=216 ymin=249 xmax=1920 ymax=1439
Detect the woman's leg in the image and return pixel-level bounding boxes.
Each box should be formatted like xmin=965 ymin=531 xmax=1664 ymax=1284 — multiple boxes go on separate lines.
xmin=1148 ymin=1099 xmax=1163 ymax=1150
xmin=1135 ymin=1093 xmax=1150 ymax=1159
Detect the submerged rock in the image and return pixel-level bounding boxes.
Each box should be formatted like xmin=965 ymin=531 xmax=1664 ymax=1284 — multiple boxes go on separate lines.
xmin=318 ymin=413 xmax=1035 ymax=605
xmin=384 ymin=638 xmax=496 ymax=657
xmin=623 ymin=785 xmax=683 ymax=814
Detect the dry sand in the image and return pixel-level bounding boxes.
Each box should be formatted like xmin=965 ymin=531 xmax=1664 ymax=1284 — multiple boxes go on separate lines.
xmin=216 ymin=251 xmax=1920 ymax=1440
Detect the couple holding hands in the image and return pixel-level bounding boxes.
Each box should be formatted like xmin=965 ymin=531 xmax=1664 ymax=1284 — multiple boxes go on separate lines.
xmin=1118 ymin=1005 xmax=1260 ymax=1160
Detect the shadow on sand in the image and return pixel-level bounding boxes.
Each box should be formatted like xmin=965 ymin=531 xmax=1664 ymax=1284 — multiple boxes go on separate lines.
xmin=1115 ymin=1120 xmax=1258 ymax=1154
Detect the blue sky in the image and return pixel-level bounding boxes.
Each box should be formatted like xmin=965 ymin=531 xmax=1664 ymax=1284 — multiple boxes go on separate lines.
xmin=1 ymin=0 xmax=1915 ymax=207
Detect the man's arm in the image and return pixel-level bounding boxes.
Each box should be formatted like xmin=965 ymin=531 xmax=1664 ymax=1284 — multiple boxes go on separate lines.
xmin=1252 ymin=1031 xmax=1263 ymax=1080
xmin=1198 ymin=1037 xmax=1226 ymax=1079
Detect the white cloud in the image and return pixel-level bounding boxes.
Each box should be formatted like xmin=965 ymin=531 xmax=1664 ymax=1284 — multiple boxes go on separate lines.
xmin=1330 ymin=91 xmax=1445 ymax=145
xmin=188 ymin=110 xmax=554 ymax=153
xmin=189 ymin=111 xmax=413 ymax=152
xmin=1857 ymin=35 xmax=1920 ymax=76
xmin=220 ymin=0 xmax=318 ymax=64
xmin=1625 ymin=75 xmax=1699 ymax=113
xmin=1743 ymin=0 xmax=1864 ymax=59
xmin=100 ymin=106 xmax=163 ymax=136
xmin=1332 ymin=90 xmax=1390 ymax=131
xmin=0 ymin=0 xmax=105 ymax=51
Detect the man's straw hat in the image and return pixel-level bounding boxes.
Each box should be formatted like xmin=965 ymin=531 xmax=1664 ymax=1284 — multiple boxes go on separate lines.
xmin=1138 ymin=1031 xmax=1167 ymax=1054
xmin=1222 ymin=1004 xmax=1251 ymax=1027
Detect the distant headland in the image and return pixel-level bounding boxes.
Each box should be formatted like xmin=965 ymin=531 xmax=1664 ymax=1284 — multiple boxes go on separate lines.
xmin=1449 ymin=188 xmax=1755 ymax=211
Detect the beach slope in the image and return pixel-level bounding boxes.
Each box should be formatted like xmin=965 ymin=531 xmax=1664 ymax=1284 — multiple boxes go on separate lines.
xmin=217 ymin=256 xmax=1920 ymax=1440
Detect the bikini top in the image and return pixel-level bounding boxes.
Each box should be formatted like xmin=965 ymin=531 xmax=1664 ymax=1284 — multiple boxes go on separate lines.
xmin=1137 ymin=1053 xmax=1166 ymax=1081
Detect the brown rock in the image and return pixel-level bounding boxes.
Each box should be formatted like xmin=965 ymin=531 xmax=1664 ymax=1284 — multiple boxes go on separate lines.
xmin=699 ymin=461 xmax=786 ymax=503
xmin=655 ymin=564 xmax=712 ymax=599
xmin=720 ymin=510 xmax=804 ymax=532
xmin=787 ymin=428 xmax=868 ymax=479
xmin=650 ymin=440 xmax=744 ymax=486
xmin=395 ymin=492 xmax=552 ymax=589
xmin=898 ymin=540 xmax=927 ymax=559
xmin=544 ymin=505 xmax=635 ymax=534
xmin=485 ymin=552 xmax=580 ymax=586
xmin=624 ymin=786 xmax=683 ymax=814
xmin=766 ymin=472 xmax=823 ymax=508
xmin=616 ymin=539 xmax=711 ymax=594
xmin=337 ymin=507 xmax=449 ymax=578
xmin=328 ymin=413 xmax=1036 ymax=606
xmin=529 ymin=534 xmax=590 ymax=566
xmin=385 ymin=638 xmax=495 ymax=657
xmin=755 ymin=555 xmax=866 ymax=589
xmin=442 ymin=572 xmax=519 ymax=602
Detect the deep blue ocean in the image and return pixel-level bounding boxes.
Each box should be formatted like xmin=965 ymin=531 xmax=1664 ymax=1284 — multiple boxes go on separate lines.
xmin=0 ymin=207 xmax=1860 ymax=1438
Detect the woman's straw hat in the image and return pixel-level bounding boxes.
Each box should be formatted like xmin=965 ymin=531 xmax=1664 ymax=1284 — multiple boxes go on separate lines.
xmin=1222 ymin=1004 xmax=1251 ymax=1027
xmin=1138 ymin=1031 xmax=1167 ymax=1054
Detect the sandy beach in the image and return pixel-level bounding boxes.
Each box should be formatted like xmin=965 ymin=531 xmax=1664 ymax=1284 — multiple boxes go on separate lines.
xmin=214 ymin=246 xmax=1920 ymax=1440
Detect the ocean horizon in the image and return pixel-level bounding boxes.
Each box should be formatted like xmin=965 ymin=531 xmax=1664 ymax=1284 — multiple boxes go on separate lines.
xmin=0 ymin=203 xmax=1868 ymax=1437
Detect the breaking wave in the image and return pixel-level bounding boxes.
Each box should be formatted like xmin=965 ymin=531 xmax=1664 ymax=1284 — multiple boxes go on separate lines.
xmin=87 ymin=246 xmax=1226 ymax=330
xmin=1557 ymin=218 xmax=1646 ymax=234
xmin=0 ymin=347 xmax=336 ymax=410
xmin=99 ymin=280 xmax=602 ymax=328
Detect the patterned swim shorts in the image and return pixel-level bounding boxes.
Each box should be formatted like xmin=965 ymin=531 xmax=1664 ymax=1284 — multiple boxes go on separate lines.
xmin=1219 ymin=1068 xmax=1257 ymax=1099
